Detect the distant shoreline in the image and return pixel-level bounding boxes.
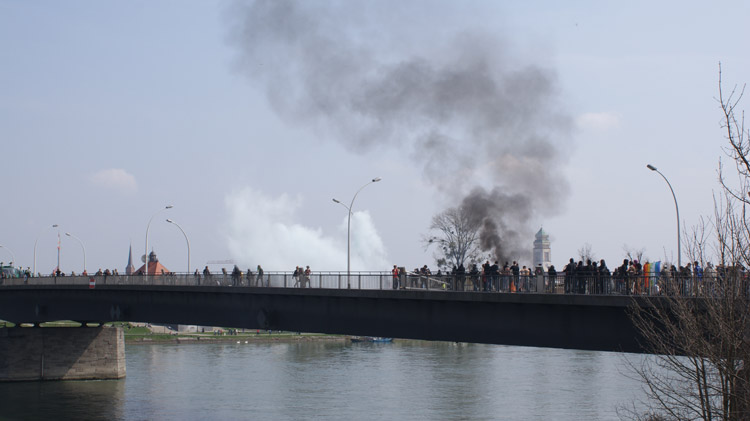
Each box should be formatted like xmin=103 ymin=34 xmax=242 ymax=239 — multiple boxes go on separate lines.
xmin=125 ymin=333 xmax=349 ymax=345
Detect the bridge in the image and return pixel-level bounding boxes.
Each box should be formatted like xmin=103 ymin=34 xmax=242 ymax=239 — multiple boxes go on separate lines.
xmin=0 ymin=272 xmax=657 ymax=354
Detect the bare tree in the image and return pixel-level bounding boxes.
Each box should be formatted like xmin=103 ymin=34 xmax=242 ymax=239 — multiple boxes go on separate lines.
xmin=623 ymin=245 xmax=647 ymax=264
xmin=628 ymin=275 xmax=750 ymax=420
xmin=684 ymin=215 xmax=712 ymax=267
xmin=424 ymin=205 xmax=484 ymax=271
xmin=577 ymin=243 xmax=596 ymax=262
xmin=625 ymin=65 xmax=750 ymax=420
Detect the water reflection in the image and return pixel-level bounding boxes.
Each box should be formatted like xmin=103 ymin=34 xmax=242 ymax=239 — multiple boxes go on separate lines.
xmin=0 ymin=341 xmax=647 ymax=420
xmin=0 ymin=378 xmax=125 ymax=421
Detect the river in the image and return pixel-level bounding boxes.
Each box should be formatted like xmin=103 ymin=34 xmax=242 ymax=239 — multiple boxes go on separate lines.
xmin=0 ymin=340 xmax=649 ymax=420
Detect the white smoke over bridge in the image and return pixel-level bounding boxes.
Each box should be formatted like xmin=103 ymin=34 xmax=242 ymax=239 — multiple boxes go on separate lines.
xmin=225 ymin=188 xmax=388 ymax=271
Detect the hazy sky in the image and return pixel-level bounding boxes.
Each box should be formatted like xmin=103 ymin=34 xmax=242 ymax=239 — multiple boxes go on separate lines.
xmin=2 ymin=1 xmax=749 ymax=274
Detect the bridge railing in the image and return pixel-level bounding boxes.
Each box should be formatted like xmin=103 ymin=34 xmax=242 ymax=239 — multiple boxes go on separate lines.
xmin=1 ymin=271 xmax=747 ymax=298
xmin=0 ymin=272 xmax=395 ymax=290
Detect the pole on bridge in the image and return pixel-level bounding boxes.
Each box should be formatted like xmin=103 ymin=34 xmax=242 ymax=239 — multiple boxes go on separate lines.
xmin=64 ymin=232 xmax=86 ymax=274
xmin=33 ymin=224 xmax=58 ymax=276
xmin=332 ymin=177 xmax=381 ymax=289
xmin=166 ymin=219 xmax=190 ymax=274
xmin=144 ymin=205 xmax=172 ymax=276
xmin=647 ymin=164 xmax=681 ymax=268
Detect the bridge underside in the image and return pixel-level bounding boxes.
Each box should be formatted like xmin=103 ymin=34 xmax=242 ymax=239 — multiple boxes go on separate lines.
xmin=0 ymin=286 xmax=648 ymax=353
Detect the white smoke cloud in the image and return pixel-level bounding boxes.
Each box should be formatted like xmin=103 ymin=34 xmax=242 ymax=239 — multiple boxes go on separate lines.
xmin=225 ymin=187 xmax=389 ymax=271
xmin=90 ymin=168 xmax=137 ymax=194
xmin=576 ymin=112 xmax=621 ymax=132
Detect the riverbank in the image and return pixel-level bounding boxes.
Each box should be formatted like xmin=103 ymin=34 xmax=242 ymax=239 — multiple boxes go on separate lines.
xmin=125 ymin=332 xmax=348 ymax=345
xmin=2 ymin=321 xmax=349 ymax=345
xmin=121 ymin=322 xmax=349 ymax=344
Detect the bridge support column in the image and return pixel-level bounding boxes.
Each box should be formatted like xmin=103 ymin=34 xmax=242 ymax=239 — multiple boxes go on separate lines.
xmin=0 ymin=327 xmax=125 ymax=381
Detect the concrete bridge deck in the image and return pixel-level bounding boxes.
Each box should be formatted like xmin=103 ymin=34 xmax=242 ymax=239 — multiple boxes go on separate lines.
xmin=0 ymin=276 xmax=653 ymax=353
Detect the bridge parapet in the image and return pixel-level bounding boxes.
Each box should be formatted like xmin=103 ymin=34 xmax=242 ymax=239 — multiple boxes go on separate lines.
xmin=0 ymin=271 xmax=740 ymax=298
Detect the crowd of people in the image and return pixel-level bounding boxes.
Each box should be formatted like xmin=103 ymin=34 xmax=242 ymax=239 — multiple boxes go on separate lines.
xmin=291 ymin=266 xmax=312 ymax=288
xmin=4 ymin=257 xmax=746 ymax=297
xmin=193 ymin=265 xmax=266 ymax=287
xmin=389 ymin=257 xmax=747 ymax=297
xmin=391 ymin=261 xmax=545 ymax=292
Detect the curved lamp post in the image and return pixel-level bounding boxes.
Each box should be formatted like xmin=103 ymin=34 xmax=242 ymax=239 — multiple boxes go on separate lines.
xmin=166 ymin=218 xmax=190 ymax=274
xmin=332 ymin=177 xmax=381 ymax=289
xmin=33 ymin=224 xmax=59 ymax=275
xmin=65 ymin=232 xmax=86 ymax=274
xmin=145 ymin=205 xmax=173 ymax=275
xmin=0 ymin=244 xmax=16 ymax=267
xmin=647 ymin=164 xmax=681 ymax=268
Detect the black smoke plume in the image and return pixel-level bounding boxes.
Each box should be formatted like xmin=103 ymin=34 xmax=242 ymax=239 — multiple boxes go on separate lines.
xmin=227 ymin=0 xmax=572 ymax=263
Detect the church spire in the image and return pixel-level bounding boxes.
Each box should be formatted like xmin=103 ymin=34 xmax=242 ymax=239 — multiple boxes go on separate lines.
xmin=125 ymin=243 xmax=136 ymax=275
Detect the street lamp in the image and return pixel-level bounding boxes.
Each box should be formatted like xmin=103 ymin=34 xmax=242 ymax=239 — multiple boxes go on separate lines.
xmin=647 ymin=164 xmax=681 ymax=267
xmin=166 ymin=218 xmax=190 ymax=274
xmin=145 ymin=205 xmax=173 ymax=275
xmin=0 ymin=244 xmax=16 ymax=267
xmin=33 ymin=224 xmax=59 ymax=275
xmin=332 ymin=177 xmax=382 ymax=289
xmin=65 ymin=232 xmax=86 ymax=274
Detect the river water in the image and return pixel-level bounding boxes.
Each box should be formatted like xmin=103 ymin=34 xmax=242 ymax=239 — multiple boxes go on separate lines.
xmin=0 ymin=340 xmax=649 ymax=420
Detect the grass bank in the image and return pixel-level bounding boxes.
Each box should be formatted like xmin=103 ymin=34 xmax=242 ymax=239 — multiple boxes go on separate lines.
xmin=1 ymin=321 xmax=348 ymax=344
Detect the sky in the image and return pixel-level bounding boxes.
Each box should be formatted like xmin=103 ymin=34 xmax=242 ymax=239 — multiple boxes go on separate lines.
xmin=1 ymin=1 xmax=749 ymax=274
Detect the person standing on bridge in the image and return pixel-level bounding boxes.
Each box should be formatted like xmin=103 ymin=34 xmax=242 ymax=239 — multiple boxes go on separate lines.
xmin=547 ymin=264 xmax=557 ymax=293
xmin=203 ymin=266 xmax=211 ymax=284
xmin=490 ymin=261 xmax=499 ymax=292
xmin=419 ymin=265 xmax=430 ymax=289
xmin=456 ymin=263 xmax=466 ymax=291
xmin=303 ymin=265 xmax=311 ymax=288
xmin=231 ymin=265 xmax=241 ymax=287
xmin=564 ymin=258 xmax=575 ymax=294
xmin=295 ymin=266 xmax=303 ymax=287
xmin=511 ymin=261 xmax=520 ymax=292
xmin=481 ymin=261 xmax=490 ymax=291
xmin=392 ymin=265 xmax=400 ymax=289
xmin=257 ymin=265 xmax=264 ymax=287
xmin=502 ymin=262 xmax=510 ymax=292
xmin=470 ymin=263 xmax=479 ymax=291
xmin=597 ymin=259 xmax=610 ymax=294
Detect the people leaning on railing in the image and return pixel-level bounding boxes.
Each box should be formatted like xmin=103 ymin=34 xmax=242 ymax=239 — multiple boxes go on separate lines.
xmin=5 ymin=259 xmax=747 ymax=297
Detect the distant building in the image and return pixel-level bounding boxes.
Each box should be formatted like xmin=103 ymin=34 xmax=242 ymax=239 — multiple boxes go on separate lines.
xmin=533 ymin=227 xmax=551 ymax=270
xmin=125 ymin=244 xmax=136 ymax=275
xmin=134 ymin=251 xmax=170 ymax=275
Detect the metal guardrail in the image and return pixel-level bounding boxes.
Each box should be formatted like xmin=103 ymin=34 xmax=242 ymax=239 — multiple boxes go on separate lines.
xmin=0 ymin=272 xmax=394 ymax=290
xmin=0 ymin=272 xmax=746 ymax=297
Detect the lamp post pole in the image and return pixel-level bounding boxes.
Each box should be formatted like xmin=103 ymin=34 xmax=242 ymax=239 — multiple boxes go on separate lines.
xmin=0 ymin=245 xmax=16 ymax=267
xmin=65 ymin=232 xmax=86 ymax=274
xmin=33 ymin=224 xmax=58 ymax=275
xmin=647 ymin=164 xmax=681 ymax=268
xmin=166 ymin=218 xmax=190 ymax=274
xmin=145 ymin=205 xmax=173 ymax=275
xmin=332 ymin=177 xmax=381 ymax=289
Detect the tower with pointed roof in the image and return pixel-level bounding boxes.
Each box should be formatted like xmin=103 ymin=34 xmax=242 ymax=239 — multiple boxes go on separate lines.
xmin=125 ymin=244 xmax=136 ymax=275
xmin=533 ymin=227 xmax=551 ymax=270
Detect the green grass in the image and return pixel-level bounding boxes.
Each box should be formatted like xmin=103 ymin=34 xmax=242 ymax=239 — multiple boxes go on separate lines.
xmin=0 ymin=321 xmax=343 ymax=343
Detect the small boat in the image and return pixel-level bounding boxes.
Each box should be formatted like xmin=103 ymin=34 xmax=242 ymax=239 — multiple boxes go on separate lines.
xmin=350 ymin=336 xmax=393 ymax=343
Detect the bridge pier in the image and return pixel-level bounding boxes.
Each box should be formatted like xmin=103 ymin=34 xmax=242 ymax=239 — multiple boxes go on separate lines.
xmin=0 ymin=326 xmax=125 ymax=381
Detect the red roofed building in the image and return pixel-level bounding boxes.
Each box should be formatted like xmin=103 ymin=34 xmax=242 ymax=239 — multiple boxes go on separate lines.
xmin=134 ymin=251 xmax=171 ymax=275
